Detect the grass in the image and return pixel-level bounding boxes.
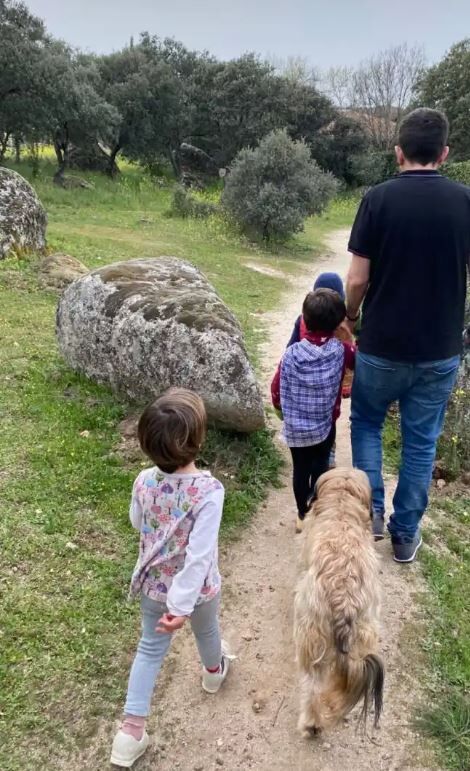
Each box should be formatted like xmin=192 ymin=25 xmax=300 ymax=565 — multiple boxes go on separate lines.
xmin=418 ymin=495 xmax=470 ymax=770
xmin=0 ymin=157 xmax=354 ymax=769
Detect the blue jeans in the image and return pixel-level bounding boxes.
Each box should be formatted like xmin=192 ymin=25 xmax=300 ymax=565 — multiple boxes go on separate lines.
xmin=124 ymin=593 xmax=221 ymax=716
xmin=351 ymin=352 xmax=459 ymax=541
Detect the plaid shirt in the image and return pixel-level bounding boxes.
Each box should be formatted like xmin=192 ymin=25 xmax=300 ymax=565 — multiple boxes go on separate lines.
xmin=280 ymin=336 xmax=352 ymax=447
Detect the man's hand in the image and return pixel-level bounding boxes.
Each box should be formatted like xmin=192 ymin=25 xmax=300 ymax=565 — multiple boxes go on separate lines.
xmin=156 ymin=613 xmax=187 ymax=634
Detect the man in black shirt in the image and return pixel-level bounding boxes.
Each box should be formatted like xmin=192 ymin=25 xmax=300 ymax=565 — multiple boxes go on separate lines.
xmin=346 ymin=108 xmax=469 ymax=563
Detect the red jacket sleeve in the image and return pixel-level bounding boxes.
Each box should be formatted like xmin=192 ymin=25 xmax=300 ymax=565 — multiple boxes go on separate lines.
xmin=271 ymin=363 xmax=281 ymax=409
xmin=343 ymin=342 xmax=356 ymax=371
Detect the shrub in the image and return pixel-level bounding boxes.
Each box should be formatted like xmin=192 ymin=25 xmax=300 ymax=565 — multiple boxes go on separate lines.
xmin=169 ymin=185 xmax=218 ymax=219
xmin=442 ymin=161 xmax=470 ymax=186
xmin=438 ymin=282 xmax=470 ymax=477
xmin=348 ymin=150 xmax=397 ymax=188
xmin=222 ymin=129 xmax=338 ymax=241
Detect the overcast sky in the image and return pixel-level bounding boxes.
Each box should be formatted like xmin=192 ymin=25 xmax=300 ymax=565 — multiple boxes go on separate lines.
xmin=26 ymin=0 xmax=469 ymax=67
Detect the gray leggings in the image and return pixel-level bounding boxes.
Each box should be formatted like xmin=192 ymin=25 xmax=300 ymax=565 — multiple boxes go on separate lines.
xmin=124 ymin=593 xmax=222 ymax=716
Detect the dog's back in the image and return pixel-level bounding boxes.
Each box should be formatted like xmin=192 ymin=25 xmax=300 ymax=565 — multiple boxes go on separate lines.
xmin=294 ymin=468 xmax=384 ymax=735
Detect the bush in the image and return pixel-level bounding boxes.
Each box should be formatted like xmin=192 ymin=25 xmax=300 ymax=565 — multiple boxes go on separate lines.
xmin=348 ymin=150 xmax=397 ymax=188
xmin=169 ymin=185 xmax=218 ymax=219
xmin=222 ymin=129 xmax=338 ymax=241
xmin=438 ymin=281 xmax=470 ymax=477
xmin=442 ymin=161 xmax=470 ymax=186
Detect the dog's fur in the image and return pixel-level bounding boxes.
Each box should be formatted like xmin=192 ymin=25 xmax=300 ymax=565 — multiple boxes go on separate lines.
xmin=294 ymin=468 xmax=384 ymax=736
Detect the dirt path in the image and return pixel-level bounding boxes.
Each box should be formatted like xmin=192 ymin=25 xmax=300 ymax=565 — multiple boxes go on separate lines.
xmin=85 ymin=231 xmax=433 ymax=770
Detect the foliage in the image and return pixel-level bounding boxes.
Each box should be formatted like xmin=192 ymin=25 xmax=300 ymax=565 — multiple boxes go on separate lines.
xmin=169 ymin=184 xmax=218 ymax=219
xmin=419 ymin=495 xmax=470 ymax=770
xmin=310 ymin=113 xmax=370 ymax=185
xmin=0 ymin=3 xmax=369 ymax=182
xmin=442 ymin=161 xmax=470 ymax=186
xmin=438 ymin=286 xmax=470 ymax=477
xmin=222 ymin=129 xmax=338 ymax=241
xmin=0 ymin=0 xmax=46 ymax=157
xmin=348 ymin=149 xmax=397 ymax=187
xmin=415 ymin=40 xmax=470 ymax=160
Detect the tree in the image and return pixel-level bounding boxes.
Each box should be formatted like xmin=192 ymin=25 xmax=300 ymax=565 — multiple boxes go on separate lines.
xmin=309 ymin=113 xmax=369 ymax=185
xmin=415 ymin=39 xmax=470 ymax=160
xmin=97 ymin=45 xmax=160 ymax=175
xmin=0 ymin=0 xmax=46 ymax=160
xmin=268 ymin=54 xmax=318 ymax=87
xmin=320 ymin=45 xmax=425 ymax=150
xmin=321 ymin=66 xmax=354 ymax=108
xmin=352 ymin=44 xmax=425 ymax=149
xmin=33 ymin=44 xmax=119 ymax=179
xmin=222 ymin=129 xmax=338 ymax=241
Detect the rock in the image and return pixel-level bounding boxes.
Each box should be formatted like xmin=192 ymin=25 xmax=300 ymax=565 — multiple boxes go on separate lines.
xmin=39 ymin=253 xmax=88 ymax=289
xmin=0 ymin=167 xmax=47 ymax=259
xmin=179 ymin=143 xmax=217 ymax=174
xmin=251 ymin=691 xmax=267 ymax=713
xmin=53 ymin=173 xmax=94 ymax=190
xmin=56 ymin=257 xmax=265 ymax=432
xmin=436 ymin=478 xmax=446 ymax=490
xmin=242 ymin=633 xmax=253 ymax=642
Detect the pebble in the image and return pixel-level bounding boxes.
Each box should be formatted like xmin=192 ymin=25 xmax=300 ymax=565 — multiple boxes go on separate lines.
xmin=216 ymin=757 xmax=224 ymax=766
xmin=242 ymin=633 xmax=253 ymax=642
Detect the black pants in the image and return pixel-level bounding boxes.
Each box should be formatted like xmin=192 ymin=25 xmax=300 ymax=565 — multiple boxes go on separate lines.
xmin=289 ymin=425 xmax=336 ymax=518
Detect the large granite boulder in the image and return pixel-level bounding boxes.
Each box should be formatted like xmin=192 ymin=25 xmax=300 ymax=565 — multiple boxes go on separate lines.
xmin=0 ymin=167 xmax=47 ymax=259
xmin=56 ymin=257 xmax=265 ymax=432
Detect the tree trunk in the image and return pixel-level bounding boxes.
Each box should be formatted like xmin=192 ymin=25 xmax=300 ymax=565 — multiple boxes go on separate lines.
xmin=14 ymin=137 xmax=21 ymax=163
xmin=53 ymin=124 xmax=69 ymax=184
xmin=106 ymin=143 xmax=121 ymax=178
xmin=168 ymin=147 xmax=181 ymax=178
xmin=0 ymin=132 xmax=11 ymax=163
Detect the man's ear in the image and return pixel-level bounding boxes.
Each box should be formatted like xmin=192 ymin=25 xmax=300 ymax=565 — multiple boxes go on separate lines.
xmin=395 ymin=145 xmax=405 ymax=167
xmin=437 ymin=146 xmax=449 ymax=166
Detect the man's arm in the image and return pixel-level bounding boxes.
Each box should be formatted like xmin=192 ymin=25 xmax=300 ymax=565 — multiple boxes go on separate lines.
xmin=345 ymin=255 xmax=370 ymax=331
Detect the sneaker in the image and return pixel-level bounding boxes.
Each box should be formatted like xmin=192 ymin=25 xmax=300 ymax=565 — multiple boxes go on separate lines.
xmin=372 ymin=511 xmax=385 ymax=541
xmin=392 ymin=532 xmax=423 ymax=563
xmin=295 ymin=516 xmax=304 ymax=534
xmin=110 ymin=729 xmax=149 ymax=768
xmin=202 ymin=641 xmax=234 ymax=694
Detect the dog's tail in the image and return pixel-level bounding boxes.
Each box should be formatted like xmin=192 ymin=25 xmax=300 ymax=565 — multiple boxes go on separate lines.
xmin=336 ymin=653 xmax=384 ymax=727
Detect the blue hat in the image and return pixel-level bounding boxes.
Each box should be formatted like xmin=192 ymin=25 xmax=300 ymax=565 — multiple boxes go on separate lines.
xmin=313 ymin=272 xmax=345 ymax=300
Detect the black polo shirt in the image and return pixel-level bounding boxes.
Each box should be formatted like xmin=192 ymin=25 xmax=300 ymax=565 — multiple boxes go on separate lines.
xmin=348 ymin=170 xmax=470 ymax=362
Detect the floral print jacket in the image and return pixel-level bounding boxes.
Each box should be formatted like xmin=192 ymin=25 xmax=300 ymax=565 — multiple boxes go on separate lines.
xmin=129 ymin=467 xmax=224 ymax=616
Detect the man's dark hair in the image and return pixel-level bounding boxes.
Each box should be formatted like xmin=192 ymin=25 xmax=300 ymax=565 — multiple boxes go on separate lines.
xmin=302 ymin=288 xmax=346 ymax=333
xmin=138 ymin=387 xmax=206 ymax=473
xmin=398 ymin=108 xmax=449 ymax=166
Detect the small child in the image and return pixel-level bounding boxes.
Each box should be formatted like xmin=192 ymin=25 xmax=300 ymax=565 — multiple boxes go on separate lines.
xmin=273 ymin=289 xmax=355 ymax=533
xmin=275 ymin=272 xmax=355 ymax=469
xmin=111 ymin=388 xmax=231 ymax=768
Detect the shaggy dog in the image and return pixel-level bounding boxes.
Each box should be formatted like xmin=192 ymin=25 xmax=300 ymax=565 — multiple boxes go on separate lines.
xmin=294 ymin=468 xmax=384 ymax=736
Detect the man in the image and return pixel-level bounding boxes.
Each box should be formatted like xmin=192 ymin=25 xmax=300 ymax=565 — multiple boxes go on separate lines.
xmin=346 ymin=108 xmax=469 ymax=563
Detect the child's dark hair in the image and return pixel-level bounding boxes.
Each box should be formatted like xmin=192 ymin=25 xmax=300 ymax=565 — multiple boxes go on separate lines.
xmin=138 ymin=388 xmax=207 ymax=473
xmin=302 ymin=288 xmax=346 ymax=333
xmin=398 ymin=108 xmax=449 ymax=166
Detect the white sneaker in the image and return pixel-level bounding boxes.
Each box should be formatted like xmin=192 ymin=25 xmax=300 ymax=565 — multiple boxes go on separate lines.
xmin=202 ymin=640 xmax=234 ymax=694
xmin=110 ymin=729 xmax=149 ymax=768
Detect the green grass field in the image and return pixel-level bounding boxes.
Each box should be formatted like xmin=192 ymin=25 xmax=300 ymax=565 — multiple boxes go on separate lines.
xmin=418 ymin=495 xmax=470 ymax=770
xmin=0 ymin=158 xmax=358 ymax=769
